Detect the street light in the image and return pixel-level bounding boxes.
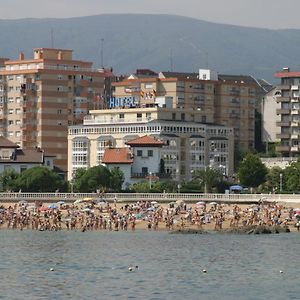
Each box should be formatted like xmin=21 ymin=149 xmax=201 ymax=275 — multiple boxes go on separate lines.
xmin=177 ymin=184 xmax=181 ymax=194
xmin=149 ymin=172 xmax=152 ymax=189
xmin=279 ymin=173 xmax=283 ymax=193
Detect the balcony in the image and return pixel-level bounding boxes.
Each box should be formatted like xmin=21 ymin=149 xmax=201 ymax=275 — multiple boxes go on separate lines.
xmin=131 ymin=172 xmax=172 ymax=179
xmin=276 ymin=133 xmax=291 ymax=139
xmin=276 ymin=96 xmax=290 ymax=102
xmin=276 ymin=121 xmax=291 ymax=127
xmin=277 ymin=85 xmax=290 ymax=90
xmin=276 ymin=108 xmax=291 ymax=115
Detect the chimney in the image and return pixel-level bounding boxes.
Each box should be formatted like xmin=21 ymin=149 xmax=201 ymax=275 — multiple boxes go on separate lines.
xmin=58 ymin=51 xmax=62 ymax=60
xmin=19 ymin=52 xmax=24 ymax=60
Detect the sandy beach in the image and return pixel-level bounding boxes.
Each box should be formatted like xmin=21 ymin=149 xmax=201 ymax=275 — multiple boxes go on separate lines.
xmin=1 ymin=199 xmax=300 ymax=233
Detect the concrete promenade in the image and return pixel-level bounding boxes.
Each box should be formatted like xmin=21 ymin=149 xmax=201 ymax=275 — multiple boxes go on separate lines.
xmin=0 ymin=192 xmax=300 ymax=204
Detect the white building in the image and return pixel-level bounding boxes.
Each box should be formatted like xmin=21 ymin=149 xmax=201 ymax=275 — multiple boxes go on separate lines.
xmin=67 ymin=107 xmax=234 ymax=181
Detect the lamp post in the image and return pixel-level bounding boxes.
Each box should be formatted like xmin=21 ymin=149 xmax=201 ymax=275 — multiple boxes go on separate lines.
xmin=149 ymin=172 xmax=152 ymax=189
xmin=177 ymin=184 xmax=181 ymax=194
xmin=279 ymin=173 xmax=283 ymax=193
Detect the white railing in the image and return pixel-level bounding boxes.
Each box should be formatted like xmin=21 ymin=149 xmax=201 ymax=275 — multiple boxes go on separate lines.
xmin=0 ymin=193 xmax=300 ymax=203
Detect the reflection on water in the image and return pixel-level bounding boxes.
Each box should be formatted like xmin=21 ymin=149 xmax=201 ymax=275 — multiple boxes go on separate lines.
xmin=0 ymin=231 xmax=299 ymax=300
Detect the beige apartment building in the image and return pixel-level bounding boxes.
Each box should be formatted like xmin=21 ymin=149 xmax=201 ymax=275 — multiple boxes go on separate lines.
xmin=112 ymin=69 xmax=268 ymax=152
xmin=274 ymin=68 xmax=300 ymax=156
xmin=67 ymin=106 xmax=234 ymax=182
xmin=0 ymin=48 xmax=112 ymax=172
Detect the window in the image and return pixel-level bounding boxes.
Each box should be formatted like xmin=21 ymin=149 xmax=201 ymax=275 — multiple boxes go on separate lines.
xmin=8 ymin=120 xmax=13 ymax=125
xmin=57 ymin=109 xmax=62 ymax=114
xmin=8 ymin=97 xmax=14 ymax=103
xmin=148 ymin=150 xmax=153 ymax=157
xmin=15 ymin=131 xmax=21 ymax=137
xmin=16 ymin=120 xmax=21 ymax=125
xmin=142 ymin=167 xmax=148 ymax=174
xmin=137 ymin=150 xmax=143 ymax=157
xmin=172 ymin=113 xmax=176 ymax=120
xmin=137 ymin=113 xmax=142 ymax=120
xmin=20 ymin=166 xmax=27 ymax=172
xmin=8 ymin=109 xmax=13 ymax=114
xmin=8 ymin=131 xmax=13 ymax=136
xmin=15 ymin=109 xmax=21 ymax=114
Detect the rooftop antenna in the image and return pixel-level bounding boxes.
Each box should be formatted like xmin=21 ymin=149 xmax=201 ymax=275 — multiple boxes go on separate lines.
xmin=170 ymin=48 xmax=173 ymax=71
xmin=205 ymin=52 xmax=209 ymax=69
xmin=100 ymin=38 xmax=104 ymax=68
xmin=51 ymin=28 xmax=54 ymax=48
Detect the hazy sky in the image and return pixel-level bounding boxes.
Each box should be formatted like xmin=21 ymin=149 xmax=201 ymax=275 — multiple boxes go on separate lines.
xmin=1 ymin=0 xmax=300 ymax=29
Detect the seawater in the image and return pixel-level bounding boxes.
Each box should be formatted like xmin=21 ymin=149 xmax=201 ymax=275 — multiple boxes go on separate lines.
xmin=0 ymin=230 xmax=299 ymax=300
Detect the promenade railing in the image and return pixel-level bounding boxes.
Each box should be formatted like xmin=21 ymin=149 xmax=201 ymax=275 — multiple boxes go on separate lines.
xmin=0 ymin=193 xmax=300 ymax=203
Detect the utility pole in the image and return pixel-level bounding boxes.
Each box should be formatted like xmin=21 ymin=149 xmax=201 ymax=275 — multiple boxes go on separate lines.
xmin=101 ymin=38 xmax=104 ymax=68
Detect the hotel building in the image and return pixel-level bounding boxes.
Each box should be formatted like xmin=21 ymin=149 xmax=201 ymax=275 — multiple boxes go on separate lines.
xmin=0 ymin=48 xmax=112 ymax=172
xmin=67 ymin=106 xmax=234 ymax=182
xmin=112 ymin=69 xmax=269 ymax=152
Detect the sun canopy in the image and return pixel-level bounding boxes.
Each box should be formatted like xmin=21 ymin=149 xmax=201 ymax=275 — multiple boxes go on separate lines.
xmin=230 ymin=185 xmax=243 ymax=191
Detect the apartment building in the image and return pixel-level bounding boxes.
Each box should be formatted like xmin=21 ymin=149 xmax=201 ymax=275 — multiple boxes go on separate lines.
xmin=67 ymin=106 xmax=234 ymax=182
xmin=274 ymin=68 xmax=300 ymax=156
xmin=0 ymin=48 xmax=112 ymax=172
xmin=112 ymin=69 xmax=269 ymax=152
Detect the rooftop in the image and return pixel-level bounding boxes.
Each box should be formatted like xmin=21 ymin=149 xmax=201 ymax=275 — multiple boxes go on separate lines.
xmin=102 ymin=147 xmax=133 ymax=164
xmin=126 ymin=135 xmax=165 ymax=147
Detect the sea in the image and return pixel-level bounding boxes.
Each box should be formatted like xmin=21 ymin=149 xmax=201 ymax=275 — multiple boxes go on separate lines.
xmin=0 ymin=230 xmax=299 ymax=300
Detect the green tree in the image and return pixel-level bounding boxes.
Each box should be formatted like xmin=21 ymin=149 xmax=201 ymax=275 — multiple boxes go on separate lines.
xmin=284 ymin=159 xmax=300 ymax=192
xmin=260 ymin=166 xmax=283 ymax=193
xmin=73 ymin=165 xmax=112 ymax=193
xmin=0 ymin=169 xmax=19 ymax=192
xmin=130 ymin=181 xmax=151 ymax=193
xmin=72 ymin=168 xmax=88 ymax=192
xmin=159 ymin=159 xmax=165 ymax=174
xmin=193 ymin=168 xmax=223 ymax=193
xmin=110 ymin=167 xmax=124 ymax=192
xmin=237 ymin=153 xmax=268 ymax=188
xmin=15 ymin=166 xmax=67 ymax=192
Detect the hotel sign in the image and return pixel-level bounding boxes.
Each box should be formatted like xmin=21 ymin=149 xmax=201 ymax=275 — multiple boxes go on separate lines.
xmin=108 ymin=96 xmax=137 ymax=109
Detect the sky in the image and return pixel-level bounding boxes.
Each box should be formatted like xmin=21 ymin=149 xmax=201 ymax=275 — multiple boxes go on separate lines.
xmin=1 ymin=0 xmax=300 ymax=29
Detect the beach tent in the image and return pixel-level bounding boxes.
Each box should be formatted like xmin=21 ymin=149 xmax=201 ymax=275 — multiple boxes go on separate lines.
xmin=229 ymin=185 xmax=243 ymax=193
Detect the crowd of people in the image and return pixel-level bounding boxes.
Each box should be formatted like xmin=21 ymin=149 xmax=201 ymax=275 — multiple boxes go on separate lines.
xmin=0 ymin=199 xmax=299 ymax=232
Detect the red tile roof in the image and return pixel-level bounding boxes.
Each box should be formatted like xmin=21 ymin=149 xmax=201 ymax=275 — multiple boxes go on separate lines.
xmin=102 ymin=148 xmax=133 ymax=164
xmin=126 ymin=135 xmax=164 ymax=147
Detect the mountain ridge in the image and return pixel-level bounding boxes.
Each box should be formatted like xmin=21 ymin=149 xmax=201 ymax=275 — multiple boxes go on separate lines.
xmin=0 ymin=13 xmax=299 ymax=82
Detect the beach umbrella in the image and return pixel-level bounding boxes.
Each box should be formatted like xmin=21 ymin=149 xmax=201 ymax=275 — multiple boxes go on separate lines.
xmin=196 ymin=201 xmax=206 ymax=205
xmin=98 ymin=201 xmax=107 ymax=206
xmin=57 ymin=200 xmax=65 ymax=205
xmin=83 ymin=197 xmax=94 ymax=202
xmin=74 ymin=199 xmax=84 ymax=205
xmin=18 ymin=200 xmax=28 ymax=205
xmin=147 ymin=207 xmax=155 ymax=211
xmin=151 ymin=201 xmax=158 ymax=205
xmin=209 ymin=202 xmax=217 ymax=205
xmin=48 ymin=203 xmax=58 ymax=209
xmin=176 ymin=199 xmax=184 ymax=205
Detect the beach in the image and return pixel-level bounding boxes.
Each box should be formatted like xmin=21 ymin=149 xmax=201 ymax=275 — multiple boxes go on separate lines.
xmin=1 ymin=199 xmax=300 ymax=233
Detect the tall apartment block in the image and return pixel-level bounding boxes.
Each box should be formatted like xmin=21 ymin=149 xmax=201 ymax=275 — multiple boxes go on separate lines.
xmin=112 ymin=69 xmax=268 ymax=152
xmin=274 ymin=68 xmax=300 ymax=156
xmin=0 ymin=48 xmax=112 ymax=172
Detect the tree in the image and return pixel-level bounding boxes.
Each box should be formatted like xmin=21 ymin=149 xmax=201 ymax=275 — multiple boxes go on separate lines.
xmin=110 ymin=167 xmax=124 ymax=192
xmin=15 ymin=166 xmax=67 ymax=192
xmin=72 ymin=168 xmax=88 ymax=192
xmin=130 ymin=181 xmax=151 ymax=193
xmin=193 ymin=168 xmax=223 ymax=193
xmin=284 ymin=159 xmax=300 ymax=192
xmin=260 ymin=167 xmax=283 ymax=193
xmin=237 ymin=153 xmax=268 ymax=188
xmin=0 ymin=169 xmax=19 ymax=192
xmin=72 ymin=165 xmax=111 ymax=193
